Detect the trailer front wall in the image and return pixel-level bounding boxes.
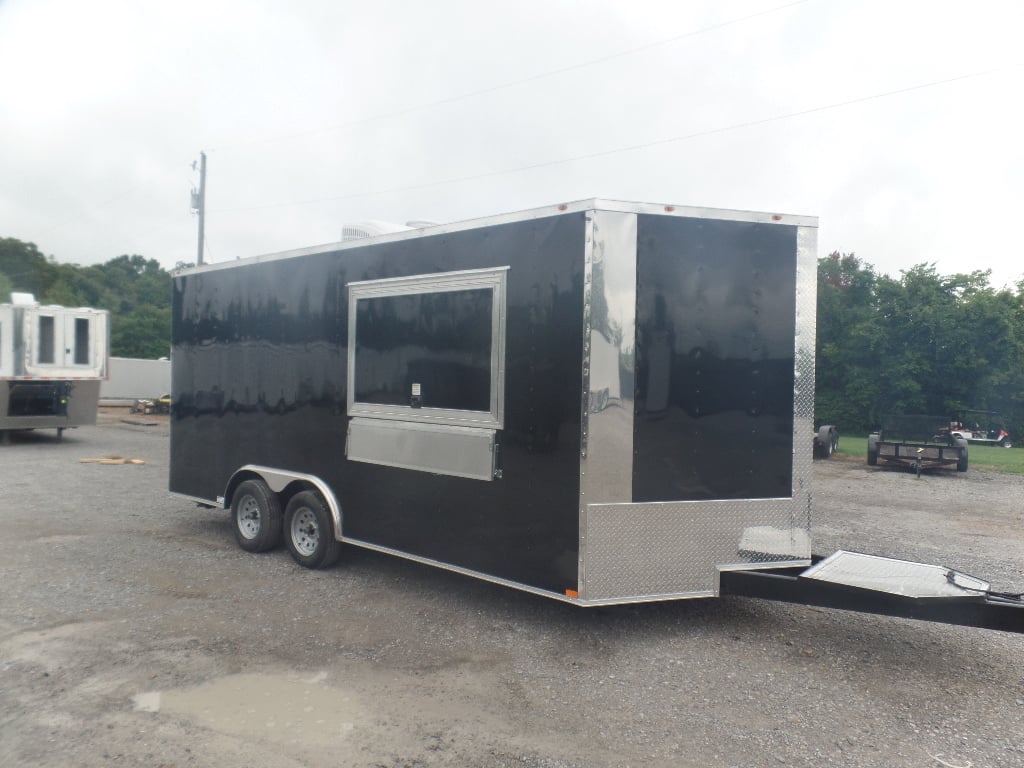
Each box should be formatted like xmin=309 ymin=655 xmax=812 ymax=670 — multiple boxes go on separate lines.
xmin=578 ymin=212 xmax=815 ymax=602
xmin=171 ymin=214 xmax=586 ymax=594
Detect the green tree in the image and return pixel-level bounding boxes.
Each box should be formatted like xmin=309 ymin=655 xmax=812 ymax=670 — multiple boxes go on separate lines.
xmin=112 ymin=305 xmax=171 ymax=359
xmin=0 ymin=238 xmax=56 ymax=297
xmin=0 ymin=238 xmax=173 ymax=359
xmin=815 ymin=252 xmax=883 ymax=432
xmin=816 ymin=253 xmax=1024 ymax=440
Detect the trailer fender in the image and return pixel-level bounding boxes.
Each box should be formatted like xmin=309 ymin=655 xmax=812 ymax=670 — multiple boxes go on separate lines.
xmin=225 ymin=465 xmax=343 ymax=542
xmin=866 ymin=432 xmax=880 ymax=466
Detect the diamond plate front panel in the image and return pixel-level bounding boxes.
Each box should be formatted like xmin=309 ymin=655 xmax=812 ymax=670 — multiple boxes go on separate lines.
xmin=582 ymin=498 xmax=810 ymax=600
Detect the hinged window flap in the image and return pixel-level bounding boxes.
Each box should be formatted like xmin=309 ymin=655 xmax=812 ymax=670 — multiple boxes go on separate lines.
xmin=346 ymin=417 xmax=498 ymax=481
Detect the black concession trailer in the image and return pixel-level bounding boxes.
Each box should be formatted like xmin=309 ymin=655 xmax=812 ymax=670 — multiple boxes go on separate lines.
xmin=170 ymin=199 xmax=1023 ymax=631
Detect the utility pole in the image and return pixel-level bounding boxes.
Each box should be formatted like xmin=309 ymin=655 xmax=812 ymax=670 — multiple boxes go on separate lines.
xmin=191 ymin=151 xmax=207 ymax=266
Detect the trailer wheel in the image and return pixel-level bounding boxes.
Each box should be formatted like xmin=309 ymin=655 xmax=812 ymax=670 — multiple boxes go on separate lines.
xmin=957 ymin=453 xmax=969 ymax=472
xmin=867 ymin=449 xmax=878 ymax=466
xmin=284 ymin=491 xmax=341 ymax=569
xmin=231 ymin=479 xmax=282 ymax=553
xmin=816 ymin=426 xmax=838 ymax=458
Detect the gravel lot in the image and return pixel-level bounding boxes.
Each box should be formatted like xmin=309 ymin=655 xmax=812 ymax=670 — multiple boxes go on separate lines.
xmin=1 ymin=416 xmax=1022 ymax=768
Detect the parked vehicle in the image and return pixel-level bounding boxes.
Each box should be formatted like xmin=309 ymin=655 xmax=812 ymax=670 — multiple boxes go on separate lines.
xmin=169 ymin=199 xmax=1021 ymax=632
xmin=868 ymin=414 xmax=968 ymax=473
xmin=131 ymin=394 xmax=171 ymax=415
xmin=0 ymin=293 xmax=109 ymax=441
xmin=946 ymin=410 xmax=1012 ymax=448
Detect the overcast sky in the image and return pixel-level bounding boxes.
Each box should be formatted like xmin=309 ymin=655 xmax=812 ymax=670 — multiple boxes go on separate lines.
xmin=1 ymin=0 xmax=1021 ymax=288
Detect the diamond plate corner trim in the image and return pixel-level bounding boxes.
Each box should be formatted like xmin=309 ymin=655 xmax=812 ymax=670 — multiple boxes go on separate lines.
xmin=793 ymin=224 xmax=818 ymax=520
xmin=579 ymin=211 xmax=596 ymax=592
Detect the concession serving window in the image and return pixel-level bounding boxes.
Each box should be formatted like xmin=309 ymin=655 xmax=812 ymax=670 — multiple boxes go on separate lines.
xmin=345 ymin=267 xmax=508 ymax=481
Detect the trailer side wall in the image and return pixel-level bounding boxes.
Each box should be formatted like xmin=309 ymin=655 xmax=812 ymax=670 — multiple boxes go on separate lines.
xmin=171 ymin=214 xmax=586 ymax=593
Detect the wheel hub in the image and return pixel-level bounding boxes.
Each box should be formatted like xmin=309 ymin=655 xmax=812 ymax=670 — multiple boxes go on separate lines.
xmin=237 ymin=496 xmax=260 ymax=539
xmin=291 ymin=507 xmax=319 ymax=555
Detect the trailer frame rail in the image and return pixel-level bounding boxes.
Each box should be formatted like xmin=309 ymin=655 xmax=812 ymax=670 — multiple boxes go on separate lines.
xmin=720 ymin=554 xmax=1024 ymax=634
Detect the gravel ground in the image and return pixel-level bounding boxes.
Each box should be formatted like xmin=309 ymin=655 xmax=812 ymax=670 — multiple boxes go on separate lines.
xmin=1 ymin=417 xmax=1022 ymax=768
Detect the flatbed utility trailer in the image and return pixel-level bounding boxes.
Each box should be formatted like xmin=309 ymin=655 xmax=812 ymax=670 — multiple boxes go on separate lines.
xmin=868 ymin=414 xmax=969 ymax=473
xmin=170 ymin=199 xmax=1022 ymax=633
xmin=0 ymin=294 xmax=109 ymax=441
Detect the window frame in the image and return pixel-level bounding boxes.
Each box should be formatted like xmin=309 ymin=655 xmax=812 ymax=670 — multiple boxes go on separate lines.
xmin=37 ymin=315 xmax=56 ymax=365
xmin=72 ymin=317 xmax=91 ymax=365
xmin=347 ymin=266 xmax=508 ymax=429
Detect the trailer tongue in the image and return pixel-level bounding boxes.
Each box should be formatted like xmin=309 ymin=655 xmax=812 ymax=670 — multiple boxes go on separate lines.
xmin=720 ymin=551 xmax=1024 ymax=634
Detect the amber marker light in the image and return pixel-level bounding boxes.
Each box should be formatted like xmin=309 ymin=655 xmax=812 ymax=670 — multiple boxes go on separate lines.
xmin=565 ymin=588 xmax=579 ymax=599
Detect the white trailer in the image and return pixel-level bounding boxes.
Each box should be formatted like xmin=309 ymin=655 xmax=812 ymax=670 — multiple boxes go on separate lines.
xmin=0 ymin=293 xmax=109 ymax=440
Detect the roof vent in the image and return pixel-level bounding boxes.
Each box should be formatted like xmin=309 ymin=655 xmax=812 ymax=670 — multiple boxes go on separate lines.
xmin=341 ymin=220 xmax=413 ymax=241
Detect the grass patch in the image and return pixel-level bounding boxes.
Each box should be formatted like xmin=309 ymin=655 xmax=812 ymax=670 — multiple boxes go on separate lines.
xmin=968 ymin=443 xmax=1024 ymax=473
xmin=833 ymin=435 xmax=1024 ymax=474
xmin=834 ymin=435 xmax=867 ymax=461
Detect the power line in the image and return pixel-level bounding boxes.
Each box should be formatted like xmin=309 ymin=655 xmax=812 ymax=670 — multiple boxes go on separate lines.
xmin=209 ymin=67 xmax=998 ymax=215
xmin=207 ymin=0 xmax=813 ymax=152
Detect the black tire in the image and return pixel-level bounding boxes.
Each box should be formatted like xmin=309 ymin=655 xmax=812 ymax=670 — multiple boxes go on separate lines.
xmin=957 ymin=452 xmax=969 ymax=472
xmin=1001 ymin=438 xmax=1013 ymax=449
xmin=867 ymin=449 xmax=878 ymax=466
xmin=231 ymin=479 xmax=283 ymax=553
xmin=816 ymin=426 xmax=838 ymax=459
xmin=284 ymin=490 xmax=341 ymax=569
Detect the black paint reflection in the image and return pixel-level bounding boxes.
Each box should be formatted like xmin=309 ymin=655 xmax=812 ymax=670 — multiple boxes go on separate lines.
xmin=633 ymin=216 xmax=797 ymax=502
xmin=354 ymin=288 xmax=492 ymax=411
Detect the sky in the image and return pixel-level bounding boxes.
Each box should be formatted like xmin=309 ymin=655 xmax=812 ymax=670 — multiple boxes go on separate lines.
xmin=1 ymin=0 xmax=1022 ymax=288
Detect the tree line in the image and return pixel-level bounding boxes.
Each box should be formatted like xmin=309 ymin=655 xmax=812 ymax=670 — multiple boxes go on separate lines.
xmin=2 ymin=237 xmax=1022 ymax=439
xmin=0 ymin=237 xmax=179 ymax=359
xmin=817 ymin=252 xmax=1024 ymax=439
